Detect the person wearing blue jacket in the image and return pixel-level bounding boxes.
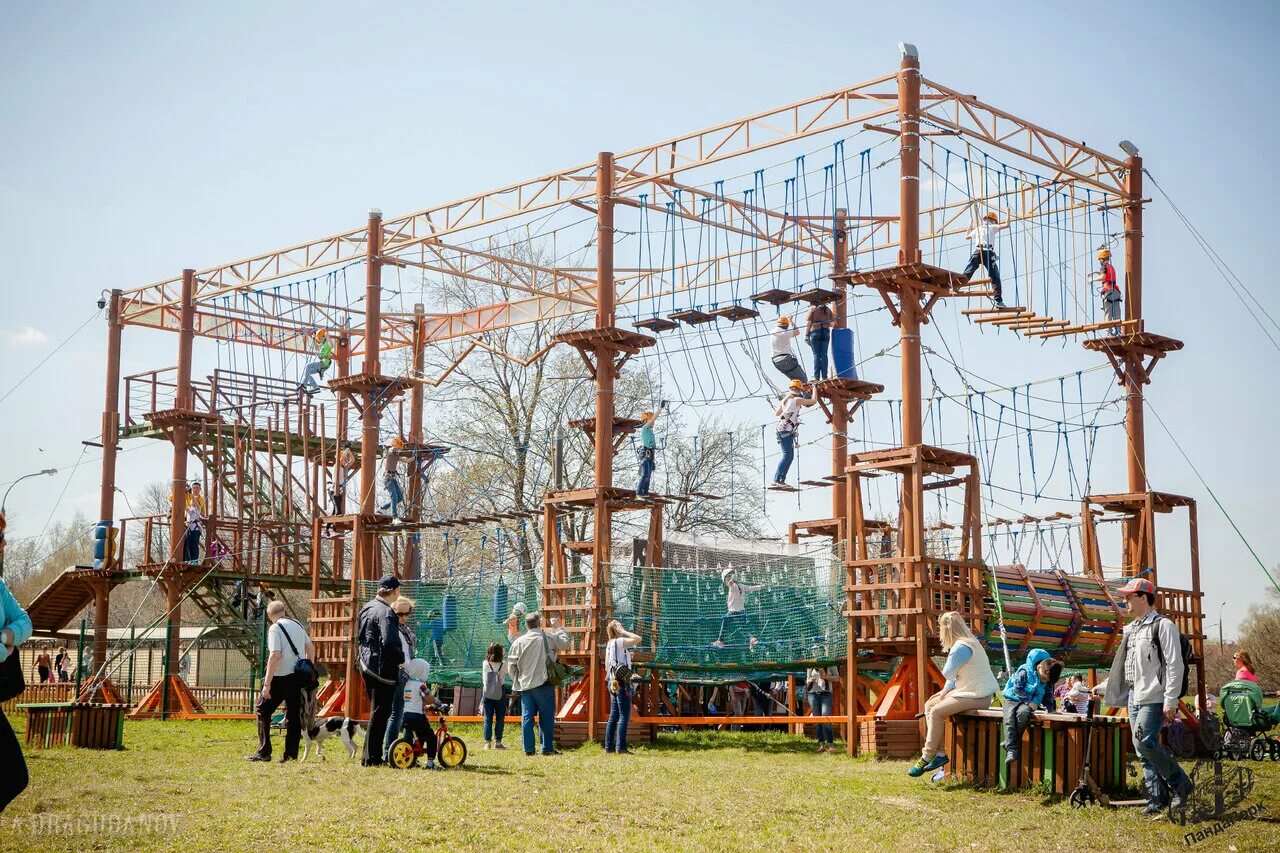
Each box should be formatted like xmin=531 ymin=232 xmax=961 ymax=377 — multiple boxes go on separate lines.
xmin=1001 ymin=648 xmax=1059 ymax=765
xmin=0 ymin=576 xmax=34 ymax=811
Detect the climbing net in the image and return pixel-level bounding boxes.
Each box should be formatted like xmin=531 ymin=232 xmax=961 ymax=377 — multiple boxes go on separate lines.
xmin=607 ymin=533 xmax=846 ymax=684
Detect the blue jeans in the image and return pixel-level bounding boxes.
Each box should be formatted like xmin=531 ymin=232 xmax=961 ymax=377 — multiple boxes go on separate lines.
xmin=637 ymin=455 xmax=655 ymax=496
xmin=807 ymin=329 xmax=830 ymax=381
xmin=774 ymin=431 xmax=795 ymax=483
xmin=1130 ymin=701 xmax=1191 ymax=807
xmin=963 ymin=248 xmax=1002 ymax=302
xmin=182 ymin=528 xmax=201 ymax=564
xmin=300 ymin=360 xmax=326 ymax=391
xmin=606 ymin=685 xmax=633 ymax=752
xmin=520 ymin=683 xmax=557 ymax=755
xmin=483 ymin=695 xmax=508 ymax=743
xmin=810 ymin=690 xmax=834 ymax=744
xmin=382 ymin=477 xmax=404 ymax=518
xmin=382 ymin=670 xmax=408 ymax=761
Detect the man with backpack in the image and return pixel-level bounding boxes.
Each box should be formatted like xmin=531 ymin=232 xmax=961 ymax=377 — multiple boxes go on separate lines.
xmin=1093 ymin=577 xmax=1194 ymax=817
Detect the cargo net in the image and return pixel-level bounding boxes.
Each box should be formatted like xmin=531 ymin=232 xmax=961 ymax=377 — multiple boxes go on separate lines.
xmin=357 ymin=577 xmax=530 ymax=689
xmin=608 ymin=533 xmax=846 ymax=684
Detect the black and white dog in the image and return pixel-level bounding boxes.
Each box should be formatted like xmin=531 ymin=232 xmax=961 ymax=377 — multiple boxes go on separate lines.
xmin=302 ymin=716 xmax=364 ymax=761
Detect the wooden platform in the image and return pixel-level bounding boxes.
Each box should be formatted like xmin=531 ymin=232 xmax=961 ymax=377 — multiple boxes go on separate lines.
xmin=835 ymin=262 xmax=968 ymax=293
xmin=552 ymin=326 xmax=656 ymax=354
xmin=144 ymin=408 xmax=223 ymax=429
xmin=669 ymin=308 xmax=715 ymax=326
xmin=811 ymin=376 xmax=885 ymax=400
xmin=327 ymin=372 xmax=412 ymax=399
xmin=795 ymin=286 xmax=841 ymax=305
xmin=767 ymin=483 xmax=799 ymax=493
xmin=708 ymin=304 xmax=760 ymax=322
xmin=633 ymin=315 xmax=680 ymax=333
xmin=945 ymin=709 xmax=1132 ymax=795
xmin=749 ymin=287 xmax=798 ymax=305
xmin=568 ymin=416 xmax=645 ymax=438
xmin=1083 ymin=331 xmax=1184 ymax=357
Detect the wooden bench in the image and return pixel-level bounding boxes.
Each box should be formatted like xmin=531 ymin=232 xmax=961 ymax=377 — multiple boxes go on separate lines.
xmin=945 ymin=709 xmax=1131 ymax=795
xmin=20 ymin=702 xmax=128 ymax=750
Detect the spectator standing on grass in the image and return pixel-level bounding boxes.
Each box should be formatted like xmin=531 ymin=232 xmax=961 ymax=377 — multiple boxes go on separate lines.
xmin=481 ymin=643 xmax=510 ymax=750
xmin=34 ymin=648 xmax=51 ymax=683
xmin=1092 ymin=578 xmax=1194 ymax=818
xmin=806 ymin=660 xmax=841 ymax=752
xmin=909 ymin=611 xmax=998 ymax=777
xmin=0 ymin=575 xmax=34 ymax=811
xmin=507 ymin=613 xmax=570 ymax=756
xmin=382 ymin=596 xmax=417 ymax=763
xmin=246 ymin=601 xmax=314 ymax=763
xmin=357 ymin=575 xmax=404 ymax=766
xmin=604 ymin=620 xmax=642 ymax=755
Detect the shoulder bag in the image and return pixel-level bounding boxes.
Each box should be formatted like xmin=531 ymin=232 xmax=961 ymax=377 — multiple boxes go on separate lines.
xmin=543 ymin=633 xmax=570 ymax=687
xmin=279 ymin=619 xmax=319 ymax=690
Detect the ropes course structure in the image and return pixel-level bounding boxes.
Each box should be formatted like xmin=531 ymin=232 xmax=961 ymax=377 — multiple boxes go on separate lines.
xmin=25 ymin=44 xmax=1208 ymax=751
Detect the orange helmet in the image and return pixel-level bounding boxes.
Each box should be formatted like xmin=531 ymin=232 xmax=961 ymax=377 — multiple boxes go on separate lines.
xmin=1097 ymin=247 xmax=1111 ymax=261
xmin=640 ymin=411 xmax=654 ymax=420
xmin=778 ymin=316 xmax=791 ymax=328
xmin=788 ymin=379 xmax=805 ymax=390
xmin=391 ymin=437 xmax=406 ymax=449
xmin=314 ymin=329 xmax=327 ymax=341
xmin=983 ymin=211 xmax=998 ymax=222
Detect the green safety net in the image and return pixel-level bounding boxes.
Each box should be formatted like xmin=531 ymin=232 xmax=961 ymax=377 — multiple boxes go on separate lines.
xmin=357 ymin=536 xmax=897 ymax=688
xmin=609 ymin=537 xmax=854 ymax=685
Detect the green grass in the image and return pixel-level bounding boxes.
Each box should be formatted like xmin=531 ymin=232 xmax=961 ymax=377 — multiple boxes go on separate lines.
xmin=3 ymin=718 xmax=1279 ymax=852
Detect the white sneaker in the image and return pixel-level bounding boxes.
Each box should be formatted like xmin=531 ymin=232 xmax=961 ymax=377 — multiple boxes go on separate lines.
xmin=484 ymin=742 xmax=492 ymax=750
xmin=711 ymin=640 xmax=726 ymax=649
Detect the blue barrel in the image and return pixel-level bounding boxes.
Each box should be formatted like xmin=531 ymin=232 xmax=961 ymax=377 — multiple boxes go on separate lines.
xmin=429 ymin=618 xmax=446 ymax=645
xmin=442 ymin=594 xmax=458 ymax=632
xmin=92 ymin=522 xmax=111 ymax=569
xmin=831 ymin=327 xmax=858 ymax=379
xmin=492 ymin=579 xmax=509 ymax=623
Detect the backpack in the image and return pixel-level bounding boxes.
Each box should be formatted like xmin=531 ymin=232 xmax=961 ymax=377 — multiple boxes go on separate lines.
xmin=1151 ymin=616 xmax=1192 ymax=699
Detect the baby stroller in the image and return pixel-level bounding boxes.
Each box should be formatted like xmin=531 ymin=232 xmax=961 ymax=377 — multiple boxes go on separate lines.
xmin=1217 ymin=679 xmax=1280 ymax=761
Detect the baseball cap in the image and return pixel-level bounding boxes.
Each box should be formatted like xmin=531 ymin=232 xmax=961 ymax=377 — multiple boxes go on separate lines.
xmin=378 ymin=575 xmax=402 ymax=592
xmin=1116 ymin=578 xmax=1155 ymax=596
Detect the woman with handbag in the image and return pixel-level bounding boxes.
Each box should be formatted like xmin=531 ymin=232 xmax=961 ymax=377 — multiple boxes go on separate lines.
xmin=604 ymin=621 xmax=642 ymax=755
xmin=0 ymin=575 xmax=34 ymax=810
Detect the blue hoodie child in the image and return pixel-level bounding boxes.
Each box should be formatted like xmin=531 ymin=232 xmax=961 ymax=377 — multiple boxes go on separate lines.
xmin=1002 ymin=648 xmax=1050 ymax=707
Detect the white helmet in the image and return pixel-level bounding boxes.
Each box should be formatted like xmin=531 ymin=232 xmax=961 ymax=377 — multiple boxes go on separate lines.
xmin=403 ymin=657 xmax=431 ymax=682
xmin=721 ymin=567 xmax=735 ymax=582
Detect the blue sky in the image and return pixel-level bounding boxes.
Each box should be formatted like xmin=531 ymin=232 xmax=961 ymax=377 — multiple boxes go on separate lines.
xmin=2 ymin=1 xmax=1278 ymax=638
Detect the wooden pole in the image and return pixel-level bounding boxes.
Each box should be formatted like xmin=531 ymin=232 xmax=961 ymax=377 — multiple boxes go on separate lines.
xmin=163 ymin=269 xmax=197 ymax=693
xmin=896 ymin=45 xmax=930 ymax=712
xmin=1121 ymin=154 xmax=1148 ymax=578
xmin=831 ymin=209 xmax=849 ymax=523
xmin=94 ymin=288 xmax=124 ymax=673
xmin=587 ymin=151 xmax=617 ymax=742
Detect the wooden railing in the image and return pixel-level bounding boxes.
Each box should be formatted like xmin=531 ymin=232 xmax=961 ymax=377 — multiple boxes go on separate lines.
xmin=187 ymin=686 xmax=256 ymax=714
xmin=1 ymin=682 xmax=74 ymax=715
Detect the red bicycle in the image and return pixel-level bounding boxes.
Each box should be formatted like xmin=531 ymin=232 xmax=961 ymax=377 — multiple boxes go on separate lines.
xmin=389 ymin=704 xmax=468 ymax=769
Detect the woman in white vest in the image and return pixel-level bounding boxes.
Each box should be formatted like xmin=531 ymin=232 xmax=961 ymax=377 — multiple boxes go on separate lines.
xmin=908 ymin=611 xmax=998 ymax=777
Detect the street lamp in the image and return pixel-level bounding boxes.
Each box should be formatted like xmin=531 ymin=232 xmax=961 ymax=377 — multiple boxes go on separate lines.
xmin=0 ymin=468 xmax=58 ymax=577
xmin=1 ymin=468 xmax=58 ymax=515
xmin=1219 ymin=601 xmax=1227 ymax=651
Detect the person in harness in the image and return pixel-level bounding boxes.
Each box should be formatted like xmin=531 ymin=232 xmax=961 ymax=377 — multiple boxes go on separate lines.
xmin=299 ymin=329 xmax=333 ymax=396
xmin=772 ymin=379 xmax=816 ymax=487
xmin=635 ymin=408 xmax=660 ymax=498
xmin=963 ymin=211 xmax=1010 ymax=308
xmin=1091 ymin=578 xmax=1194 ymax=817
xmin=1090 ymin=246 xmax=1122 ymax=331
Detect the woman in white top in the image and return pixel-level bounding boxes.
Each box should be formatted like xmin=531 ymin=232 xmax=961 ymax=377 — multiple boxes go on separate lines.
xmin=805 ymin=661 xmax=841 ymax=752
xmin=481 ymin=643 xmax=510 ymax=749
xmin=604 ymin=620 xmax=642 ymax=754
xmin=909 ymin=611 xmax=998 ymax=777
